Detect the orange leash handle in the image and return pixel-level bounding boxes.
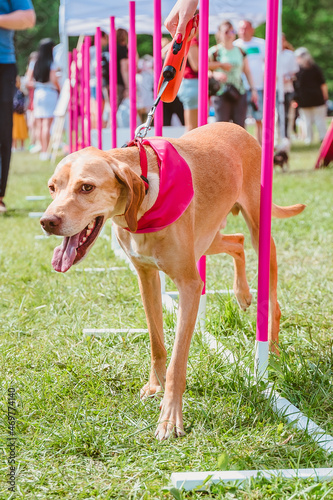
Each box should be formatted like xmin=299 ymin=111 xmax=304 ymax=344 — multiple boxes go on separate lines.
xmin=157 ymin=15 xmax=198 ymax=103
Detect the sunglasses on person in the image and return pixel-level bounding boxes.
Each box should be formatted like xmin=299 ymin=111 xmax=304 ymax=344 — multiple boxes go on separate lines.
xmin=221 ymin=28 xmax=235 ymax=35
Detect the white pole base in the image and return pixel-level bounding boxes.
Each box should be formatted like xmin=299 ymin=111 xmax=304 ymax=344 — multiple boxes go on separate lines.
xmin=74 ymin=267 xmax=127 ymax=272
xmin=203 ymin=331 xmax=253 ymax=379
xmin=161 ymin=293 xmax=178 ymax=313
xmin=159 ymin=271 xmax=166 ymax=294
xmin=254 ymin=340 xmax=269 ymax=382
xmin=111 ymin=223 xmax=122 ymax=252
xmin=196 ymin=294 xmax=207 ymax=332
xmin=206 ymin=288 xmax=257 ymax=295
xmin=29 ymin=212 xmax=45 ymax=218
xmin=26 ymin=196 xmax=47 ymax=201
xmin=202 ymin=333 xmax=333 ymax=453
xmin=83 ymin=328 xmax=148 ymax=337
xmin=264 ymin=385 xmax=333 ymax=453
xmin=171 ymin=468 xmax=333 ymax=491
xmin=35 ymin=234 xmax=62 ymax=240
xmin=159 ymin=289 xmax=257 ymax=297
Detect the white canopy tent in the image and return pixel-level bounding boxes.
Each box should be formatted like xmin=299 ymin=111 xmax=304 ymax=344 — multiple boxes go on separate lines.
xmin=59 ymin=0 xmax=267 ymax=37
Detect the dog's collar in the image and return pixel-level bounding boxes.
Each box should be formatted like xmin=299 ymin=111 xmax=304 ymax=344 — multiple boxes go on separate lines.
xmin=122 ymin=139 xmax=149 ymax=194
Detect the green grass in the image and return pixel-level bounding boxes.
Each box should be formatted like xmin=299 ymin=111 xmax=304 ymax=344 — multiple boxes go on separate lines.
xmin=0 ymin=141 xmax=332 ymax=499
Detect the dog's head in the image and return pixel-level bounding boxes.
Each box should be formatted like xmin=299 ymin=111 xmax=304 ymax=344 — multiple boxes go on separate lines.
xmin=40 ymin=147 xmax=145 ymax=272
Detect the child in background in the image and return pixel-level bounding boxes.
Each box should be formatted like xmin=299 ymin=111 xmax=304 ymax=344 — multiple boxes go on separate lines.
xmin=12 ymin=76 xmax=28 ymax=151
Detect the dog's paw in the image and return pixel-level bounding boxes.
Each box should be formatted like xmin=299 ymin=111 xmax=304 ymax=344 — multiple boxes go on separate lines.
xmin=155 ymin=398 xmax=185 ymax=441
xmin=235 ymin=288 xmax=252 ymax=311
xmin=140 ymin=382 xmax=163 ymax=400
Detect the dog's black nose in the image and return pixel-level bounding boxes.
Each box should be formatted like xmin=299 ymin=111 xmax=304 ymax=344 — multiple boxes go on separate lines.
xmin=40 ymin=214 xmax=62 ymax=233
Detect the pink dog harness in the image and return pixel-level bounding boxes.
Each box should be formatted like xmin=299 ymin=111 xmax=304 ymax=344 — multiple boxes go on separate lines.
xmin=125 ymin=138 xmax=194 ymax=234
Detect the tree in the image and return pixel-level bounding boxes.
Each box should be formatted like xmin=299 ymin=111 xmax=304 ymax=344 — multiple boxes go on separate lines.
xmin=15 ymin=0 xmax=60 ymax=74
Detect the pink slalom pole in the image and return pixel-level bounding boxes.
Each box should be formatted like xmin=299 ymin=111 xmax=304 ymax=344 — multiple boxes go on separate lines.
xmin=68 ymin=52 xmax=73 ymax=154
xmin=95 ymin=27 xmax=103 ymax=150
xmin=80 ymin=43 xmax=85 ymax=148
xmin=255 ymin=0 xmax=279 ymax=375
xmin=109 ymin=17 xmax=117 ymax=148
xmin=198 ymin=0 xmax=209 ymax=127
xmin=129 ymin=1 xmax=137 ymax=139
xmin=73 ymin=48 xmax=79 ymax=152
xmin=84 ymin=36 xmax=91 ymax=147
xmin=153 ymin=0 xmax=163 ymax=136
xmin=196 ymin=0 xmax=209 ymax=298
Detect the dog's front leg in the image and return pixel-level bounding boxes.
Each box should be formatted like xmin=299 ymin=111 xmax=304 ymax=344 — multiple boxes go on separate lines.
xmin=136 ymin=268 xmax=167 ymax=399
xmin=155 ymin=269 xmax=203 ymax=441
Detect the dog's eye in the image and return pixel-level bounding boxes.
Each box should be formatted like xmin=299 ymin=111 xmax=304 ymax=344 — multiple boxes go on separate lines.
xmin=81 ymin=184 xmax=95 ymax=193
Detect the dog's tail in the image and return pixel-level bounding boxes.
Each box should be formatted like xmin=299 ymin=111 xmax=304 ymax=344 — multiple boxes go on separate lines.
xmin=272 ymin=203 xmax=306 ymax=219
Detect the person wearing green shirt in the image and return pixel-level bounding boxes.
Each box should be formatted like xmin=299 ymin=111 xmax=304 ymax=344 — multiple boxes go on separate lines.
xmin=208 ymin=21 xmax=257 ymax=128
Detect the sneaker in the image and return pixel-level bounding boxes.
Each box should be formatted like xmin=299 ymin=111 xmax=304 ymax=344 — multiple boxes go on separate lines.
xmin=39 ymin=152 xmax=50 ymax=161
xmin=29 ymin=143 xmax=42 ymax=154
xmin=0 ymin=201 xmax=7 ymax=213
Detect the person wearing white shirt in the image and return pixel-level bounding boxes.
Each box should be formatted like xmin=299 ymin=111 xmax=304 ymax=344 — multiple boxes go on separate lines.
xmin=277 ymin=34 xmax=298 ymax=139
xmin=234 ymin=20 xmax=265 ymax=145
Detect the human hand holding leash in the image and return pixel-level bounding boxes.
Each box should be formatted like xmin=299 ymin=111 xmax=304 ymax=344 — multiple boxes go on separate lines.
xmin=164 ymin=0 xmax=198 ymax=39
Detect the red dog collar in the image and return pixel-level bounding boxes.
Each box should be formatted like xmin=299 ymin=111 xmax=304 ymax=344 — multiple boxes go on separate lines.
xmin=126 ymin=139 xmax=149 ymax=193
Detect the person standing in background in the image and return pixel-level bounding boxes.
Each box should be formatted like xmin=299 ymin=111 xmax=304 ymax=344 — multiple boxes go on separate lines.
xmin=116 ymin=28 xmax=129 ymax=108
xmin=234 ymin=20 xmax=265 ymax=145
xmin=277 ymin=34 xmax=298 ymax=139
xmin=293 ymin=47 xmax=328 ymax=144
xmin=27 ymin=38 xmax=61 ymax=161
xmin=161 ymin=36 xmax=185 ymax=127
xmin=177 ymin=29 xmax=199 ymax=131
xmin=0 ymin=0 xmax=35 ymax=213
xmin=136 ymin=55 xmax=154 ymax=124
xmin=24 ymin=51 xmax=38 ymax=152
xmin=12 ymin=75 xmax=28 ymax=151
xmin=89 ymin=31 xmax=109 ymax=128
xmin=209 ymin=21 xmax=257 ymax=128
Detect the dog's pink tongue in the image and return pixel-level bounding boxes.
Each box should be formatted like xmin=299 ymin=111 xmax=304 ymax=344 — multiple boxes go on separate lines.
xmin=52 ymin=234 xmax=81 ymax=272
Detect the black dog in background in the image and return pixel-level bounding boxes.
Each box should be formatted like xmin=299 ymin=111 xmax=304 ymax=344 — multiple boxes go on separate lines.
xmin=274 ymin=150 xmax=289 ymax=171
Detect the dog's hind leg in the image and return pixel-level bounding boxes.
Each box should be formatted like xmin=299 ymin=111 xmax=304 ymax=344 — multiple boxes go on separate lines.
xmin=239 ymin=202 xmax=281 ymax=353
xmin=136 ymin=268 xmax=167 ymax=399
xmin=205 ymin=232 xmax=252 ymax=311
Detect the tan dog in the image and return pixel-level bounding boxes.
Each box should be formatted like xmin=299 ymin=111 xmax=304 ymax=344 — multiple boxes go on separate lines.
xmin=40 ymin=122 xmax=305 ymax=440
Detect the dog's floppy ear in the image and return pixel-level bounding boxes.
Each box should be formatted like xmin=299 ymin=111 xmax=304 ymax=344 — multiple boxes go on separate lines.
xmin=114 ymin=166 xmax=146 ymax=232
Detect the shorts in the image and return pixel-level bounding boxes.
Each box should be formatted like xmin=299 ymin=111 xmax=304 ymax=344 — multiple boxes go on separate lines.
xmin=34 ymin=87 xmax=58 ymax=119
xmin=247 ymin=89 xmax=263 ymax=121
xmin=177 ymin=78 xmax=198 ymax=110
